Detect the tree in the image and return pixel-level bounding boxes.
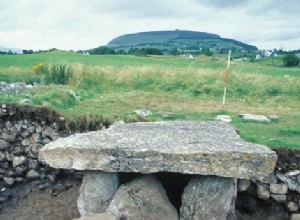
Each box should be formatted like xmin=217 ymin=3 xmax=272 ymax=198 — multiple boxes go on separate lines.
xmin=169 ymin=47 xmax=179 ymax=56
xmin=201 ymin=47 xmax=213 ymax=56
xmin=283 ymin=54 xmax=299 ymax=67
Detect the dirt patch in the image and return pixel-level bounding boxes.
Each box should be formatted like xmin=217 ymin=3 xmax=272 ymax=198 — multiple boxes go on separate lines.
xmin=273 ymin=148 xmax=300 ymax=172
xmin=0 ymin=177 xmax=82 ymax=220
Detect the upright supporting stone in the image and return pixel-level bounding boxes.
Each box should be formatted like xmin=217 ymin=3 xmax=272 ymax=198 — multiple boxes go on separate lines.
xmin=107 ymin=175 xmax=178 ymax=220
xmin=77 ymin=171 xmax=119 ymax=216
xmin=180 ymin=176 xmax=236 ymax=220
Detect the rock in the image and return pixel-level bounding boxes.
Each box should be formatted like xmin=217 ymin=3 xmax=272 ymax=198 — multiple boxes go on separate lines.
xmin=12 ymin=156 xmax=28 ymax=167
xmin=270 ymin=194 xmax=286 ymax=203
xmin=239 ymin=114 xmax=271 ymax=123
xmin=215 ymin=115 xmax=232 ymax=123
xmin=287 ymin=201 xmax=299 ymax=212
xmin=257 ymin=183 xmax=270 ymax=199
xmin=5 ymin=152 xmax=12 ymax=161
xmin=0 ymin=161 xmax=9 ymax=169
xmin=133 ymin=109 xmax=152 ymax=117
xmin=0 ymin=139 xmax=10 ymax=150
xmin=72 ymin=212 xmax=117 ymax=220
xmin=0 ymin=131 xmax=17 ymax=142
xmin=0 ymin=151 xmax=6 ymax=161
xmin=4 ymin=177 xmax=15 ymax=186
xmin=108 ymin=175 xmax=178 ymax=220
xmin=77 ymin=172 xmax=119 ymax=216
xmin=15 ymin=177 xmax=23 ymax=183
xmin=28 ymin=159 xmax=39 ymax=170
xmin=256 ymin=173 xmax=278 ymax=184
xmin=157 ymin=111 xmax=177 ymax=118
xmin=39 ymin=121 xmax=277 ymax=180
xmin=268 ymin=115 xmax=279 ymax=120
xmin=269 ymin=183 xmax=288 ymax=194
xmin=15 ymin=166 xmax=28 ymax=175
xmin=238 ymin=179 xmax=251 ymax=191
xmin=31 ymin=133 xmax=41 ymax=143
xmin=26 ymin=170 xmax=40 ymax=180
xmin=276 ymin=172 xmax=300 ymax=193
xmin=291 ymin=214 xmax=300 ymax=220
xmin=180 ymin=176 xmax=235 ymax=220
xmin=21 ymin=138 xmax=31 ymax=146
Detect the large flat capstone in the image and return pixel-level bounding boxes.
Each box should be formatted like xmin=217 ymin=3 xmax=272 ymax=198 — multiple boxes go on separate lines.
xmin=39 ymin=121 xmax=277 ymax=179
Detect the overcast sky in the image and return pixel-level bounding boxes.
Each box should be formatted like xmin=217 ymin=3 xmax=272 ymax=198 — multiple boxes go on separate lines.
xmin=0 ymin=0 xmax=299 ymax=51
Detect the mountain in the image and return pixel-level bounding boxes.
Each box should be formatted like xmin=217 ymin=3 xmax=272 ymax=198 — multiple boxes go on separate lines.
xmin=107 ymin=30 xmax=257 ymax=53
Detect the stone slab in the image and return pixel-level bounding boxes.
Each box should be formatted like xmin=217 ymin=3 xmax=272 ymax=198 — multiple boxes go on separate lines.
xmin=39 ymin=121 xmax=277 ymax=179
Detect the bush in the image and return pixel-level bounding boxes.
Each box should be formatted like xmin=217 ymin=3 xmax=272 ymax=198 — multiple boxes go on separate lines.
xmin=33 ymin=64 xmax=73 ymax=85
xmin=283 ymin=54 xmax=299 ymax=67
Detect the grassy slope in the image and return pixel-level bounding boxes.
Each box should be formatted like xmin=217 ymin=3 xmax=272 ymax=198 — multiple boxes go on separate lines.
xmin=0 ymin=51 xmax=299 ymax=150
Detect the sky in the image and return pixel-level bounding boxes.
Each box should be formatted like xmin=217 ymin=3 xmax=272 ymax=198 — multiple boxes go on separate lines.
xmin=0 ymin=0 xmax=299 ymax=51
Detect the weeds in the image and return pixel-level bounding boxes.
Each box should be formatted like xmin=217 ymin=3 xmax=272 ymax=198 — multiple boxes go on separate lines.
xmin=33 ymin=64 xmax=73 ymax=85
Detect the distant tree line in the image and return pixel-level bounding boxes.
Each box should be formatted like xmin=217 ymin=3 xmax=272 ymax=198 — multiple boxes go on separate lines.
xmin=84 ymin=46 xmax=165 ymax=56
xmin=0 ymin=50 xmax=18 ymax=55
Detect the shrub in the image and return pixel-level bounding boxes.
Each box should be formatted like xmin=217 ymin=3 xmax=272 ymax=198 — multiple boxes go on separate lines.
xmin=33 ymin=64 xmax=73 ymax=85
xmin=283 ymin=54 xmax=299 ymax=67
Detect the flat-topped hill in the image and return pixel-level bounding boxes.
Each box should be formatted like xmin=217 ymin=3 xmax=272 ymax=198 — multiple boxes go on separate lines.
xmin=107 ymin=30 xmax=258 ymax=52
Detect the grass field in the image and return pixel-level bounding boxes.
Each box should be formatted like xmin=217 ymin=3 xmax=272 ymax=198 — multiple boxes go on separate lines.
xmin=0 ymin=51 xmax=299 ymax=150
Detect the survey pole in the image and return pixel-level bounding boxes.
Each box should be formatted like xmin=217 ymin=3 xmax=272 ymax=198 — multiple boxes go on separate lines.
xmin=222 ymin=50 xmax=231 ymax=107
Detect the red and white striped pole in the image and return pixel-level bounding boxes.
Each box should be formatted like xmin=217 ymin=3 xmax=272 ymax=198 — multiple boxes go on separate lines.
xmin=222 ymin=50 xmax=231 ymax=107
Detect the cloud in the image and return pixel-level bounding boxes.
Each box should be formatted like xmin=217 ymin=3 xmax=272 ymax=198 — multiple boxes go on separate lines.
xmin=0 ymin=0 xmax=299 ymax=50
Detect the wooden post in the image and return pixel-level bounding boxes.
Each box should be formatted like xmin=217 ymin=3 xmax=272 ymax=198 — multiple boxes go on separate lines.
xmin=222 ymin=50 xmax=231 ymax=107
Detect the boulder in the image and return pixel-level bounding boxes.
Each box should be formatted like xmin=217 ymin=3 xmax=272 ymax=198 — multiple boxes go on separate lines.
xmin=107 ymin=175 xmax=178 ymax=220
xmin=180 ymin=176 xmax=235 ymax=220
xmin=269 ymin=183 xmax=288 ymax=194
xmin=239 ymin=114 xmax=271 ymax=123
xmin=257 ymin=183 xmax=270 ymax=200
xmin=39 ymin=121 xmax=277 ymax=180
xmin=215 ymin=115 xmax=232 ymax=123
xmin=133 ymin=109 xmax=152 ymax=117
xmin=72 ymin=212 xmax=117 ymax=220
xmin=276 ymin=172 xmax=300 ymax=193
xmin=77 ymin=172 xmax=119 ymax=216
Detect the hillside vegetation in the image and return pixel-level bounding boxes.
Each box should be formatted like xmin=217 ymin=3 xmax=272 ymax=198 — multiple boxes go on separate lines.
xmin=0 ymin=51 xmax=299 ymax=150
xmin=107 ymin=30 xmax=258 ymax=54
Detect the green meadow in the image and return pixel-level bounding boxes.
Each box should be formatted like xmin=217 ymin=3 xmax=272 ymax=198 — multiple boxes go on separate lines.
xmin=0 ymin=51 xmax=299 ymax=150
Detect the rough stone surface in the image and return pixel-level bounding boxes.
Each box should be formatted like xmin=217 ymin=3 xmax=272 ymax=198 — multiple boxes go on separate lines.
xmin=0 ymin=139 xmax=10 ymax=150
xmin=277 ymin=172 xmax=300 ymax=193
xmin=215 ymin=115 xmax=232 ymax=123
xmin=4 ymin=177 xmax=15 ymax=186
xmin=107 ymin=175 xmax=178 ymax=220
xmin=180 ymin=175 xmax=235 ymax=220
xmin=26 ymin=170 xmax=40 ymax=180
xmin=239 ymin=114 xmax=271 ymax=123
xmin=269 ymin=183 xmax=288 ymax=194
xmin=12 ymin=156 xmax=27 ymax=167
xmin=133 ymin=109 xmax=152 ymax=117
xmin=39 ymin=121 xmax=277 ymax=180
xmin=77 ymin=172 xmax=119 ymax=216
xmin=73 ymin=212 xmax=117 ymax=220
xmin=257 ymin=183 xmax=270 ymax=200
xmin=238 ymin=179 xmax=251 ymax=192
xmin=270 ymin=194 xmax=286 ymax=203
xmin=291 ymin=214 xmax=300 ymax=220
xmin=287 ymin=201 xmax=299 ymax=212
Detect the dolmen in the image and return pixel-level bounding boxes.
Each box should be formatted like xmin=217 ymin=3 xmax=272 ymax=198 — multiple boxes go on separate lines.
xmin=39 ymin=121 xmax=277 ymax=220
